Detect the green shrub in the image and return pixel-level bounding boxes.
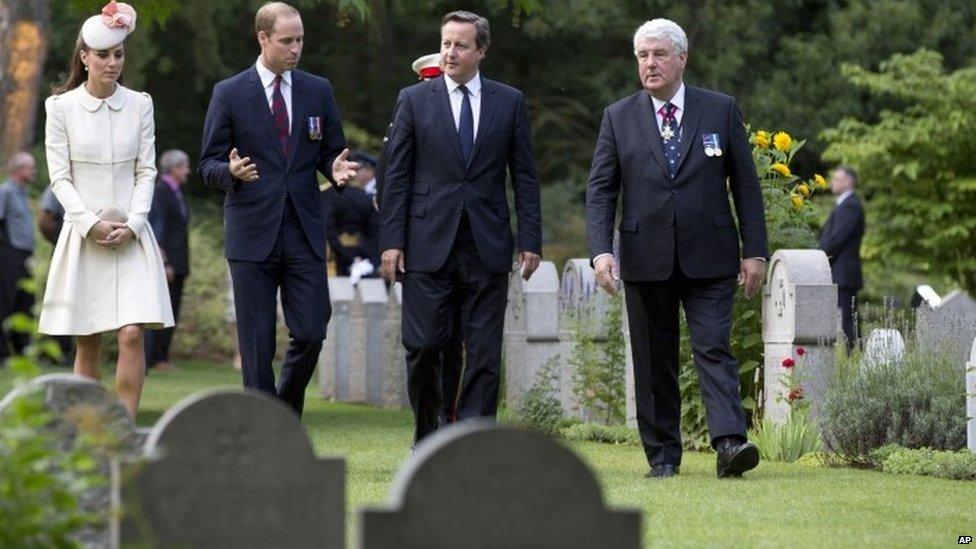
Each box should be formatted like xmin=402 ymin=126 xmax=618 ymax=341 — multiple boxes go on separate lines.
xmin=515 ymin=357 xmax=565 ymax=436
xmin=560 ymin=422 xmax=641 ymax=446
xmin=570 ymin=294 xmax=626 ymax=425
xmin=750 ymin=410 xmax=822 ymax=462
xmin=871 ymin=446 xmax=976 ymax=481
xmin=819 ymin=347 xmax=966 ymax=465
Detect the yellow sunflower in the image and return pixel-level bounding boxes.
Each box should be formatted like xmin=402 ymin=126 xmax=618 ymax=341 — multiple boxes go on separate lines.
xmin=814 ymin=174 xmax=827 ymax=188
xmin=771 ymin=162 xmax=791 ymax=177
xmin=791 ymin=195 xmax=804 ymax=211
xmin=773 ymin=132 xmax=793 ymax=152
xmin=754 ymin=131 xmax=771 ymax=148
xmin=797 ymin=184 xmax=811 ymax=197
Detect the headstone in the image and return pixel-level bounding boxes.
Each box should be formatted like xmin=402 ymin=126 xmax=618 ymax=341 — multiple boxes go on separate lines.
xmin=357 ymin=279 xmax=398 ymax=407
xmin=503 ymin=261 xmax=563 ymax=412
xmin=318 ymin=276 xmax=354 ymax=400
xmin=916 ymin=289 xmax=976 ymax=364
xmin=343 ymin=280 xmax=372 ymax=403
xmin=862 ymin=328 xmax=906 ymax=368
xmin=121 ymin=390 xmax=345 ymax=548
xmin=622 ymin=294 xmax=637 ymax=429
xmin=761 ymin=250 xmax=838 ymax=423
xmin=359 ymin=422 xmax=641 ymax=549
xmin=0 ymin=374 xmax=142 ymax=549
xmin=381 ymin=283 xmax=410 ymax=409
xmin=967 ymin=335 xmax=976 ymax=453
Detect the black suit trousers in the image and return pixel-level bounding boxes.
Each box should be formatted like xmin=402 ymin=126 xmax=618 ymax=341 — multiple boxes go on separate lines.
xmin=624 ymin=268 xmax=746 ymax=467
xmin=837 ymin=287 xmax=859 ymax=354
xmin=228 ymin=197 xmax=331 ymax=417
xmin=144 ymin=274 xmax=186 ymax=367
xmin=401 ymin=216 xmax=507 ymax=443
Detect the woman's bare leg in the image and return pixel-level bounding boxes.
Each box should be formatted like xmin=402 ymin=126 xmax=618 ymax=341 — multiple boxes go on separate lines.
xmin=74 ymin=333 xmax=103 ymax=379
xmin=116 ymin=325 xmax=145 ymax=418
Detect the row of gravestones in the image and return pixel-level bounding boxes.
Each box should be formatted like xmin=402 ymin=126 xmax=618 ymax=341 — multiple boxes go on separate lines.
xmin=318 ymin=251 xmax=843 ymax=425
xmin=0 ymin=375 xmax=640 ymax=549
xmin=314 ymin=251 xmax=975 ymax=429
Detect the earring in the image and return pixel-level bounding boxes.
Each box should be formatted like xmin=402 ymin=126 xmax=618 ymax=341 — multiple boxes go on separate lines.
xmin=84 ymin=65 xmax=88 ymax=72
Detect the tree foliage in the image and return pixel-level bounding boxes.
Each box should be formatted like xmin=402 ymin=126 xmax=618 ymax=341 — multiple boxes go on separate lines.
xmin=822 ymin=49 xmax=976 ymax=292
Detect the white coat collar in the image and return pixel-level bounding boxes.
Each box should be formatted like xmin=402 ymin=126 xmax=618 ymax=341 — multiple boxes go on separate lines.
xmin=76 ymin=83 xmax=128 ymax=112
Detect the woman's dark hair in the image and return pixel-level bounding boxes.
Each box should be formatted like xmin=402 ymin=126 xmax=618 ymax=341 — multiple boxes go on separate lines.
xmin=52 ymin=31 xmax=124 ymax=95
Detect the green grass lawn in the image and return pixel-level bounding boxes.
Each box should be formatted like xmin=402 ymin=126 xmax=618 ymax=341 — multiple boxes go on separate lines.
xmin=2 ymin=361 xmax=973 ymax=548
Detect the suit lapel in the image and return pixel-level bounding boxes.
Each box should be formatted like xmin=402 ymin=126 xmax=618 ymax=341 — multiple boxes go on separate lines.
xmin=674 ymin=87 xmax=703 ymax=176
xmin=635 ymin=93 xmax=670 ymax=179
xmin=285 ymin=71 xmax=304 ymax=170
xmin=246 ymin=68 xmax=285 ymax=163
xmin=432 ymin=77 xmax=465 ymax=171
xmin=466 ymin=77 xmax=497 ymax=171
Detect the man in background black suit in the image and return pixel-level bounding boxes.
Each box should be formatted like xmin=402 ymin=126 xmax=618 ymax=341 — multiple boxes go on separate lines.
xmin=819 ymin=166 xmax=865 ymax=354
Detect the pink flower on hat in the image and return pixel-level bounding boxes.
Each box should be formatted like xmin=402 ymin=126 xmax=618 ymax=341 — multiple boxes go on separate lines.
xmin=101 ymin=1 xmax=136 ymax=30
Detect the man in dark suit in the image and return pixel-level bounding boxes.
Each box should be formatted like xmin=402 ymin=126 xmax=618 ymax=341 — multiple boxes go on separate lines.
xmin=144 ymin=150 xmax=192 ymax=372
xmin=585 ymin=19 xmax=769 ymax=479
xmin=322 ymin=153 xmax=379 ymax=277
xmin=380 ymin=11 xmax=543 ymax=443
xmin=199 ymin=1 xmax=357 ymax=416
xmin=818 ymin=166 xmax=865 ymax=354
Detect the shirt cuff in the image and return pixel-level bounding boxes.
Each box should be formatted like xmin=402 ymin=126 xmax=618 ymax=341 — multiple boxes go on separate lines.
xmin=592 ymin=253 xmax=614 ymax=264
xmin=746 ymin=256 xmax=767 ymax=262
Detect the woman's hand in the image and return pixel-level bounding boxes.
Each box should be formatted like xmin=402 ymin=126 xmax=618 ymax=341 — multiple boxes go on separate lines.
xmin=96 ymin=222 xmax=135 ymax=249
xmin=89 ymin=220 xmax=117 ymax=242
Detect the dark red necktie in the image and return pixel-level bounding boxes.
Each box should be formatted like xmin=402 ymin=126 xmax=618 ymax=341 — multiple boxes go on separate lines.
xmin=271 ymin=74 xmax=289 ymax=156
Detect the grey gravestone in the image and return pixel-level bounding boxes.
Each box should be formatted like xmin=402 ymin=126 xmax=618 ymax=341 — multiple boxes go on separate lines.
xmin=622 ymin=292 xmax=637 ymax=429
xmin=967 ymin=335 xmax=976 ymax=453
xmin=319 ymin=276 xmax=354 ymax=400
xmin=360 ymin=422 xmax=641 ymax=549
xmin=343 ymin=280 xmax=372 ymax=403
xmin=381 ymin=282 xmax=410 ymax=409
xmin=862 ymin=328 xmax=906 ymax=369
xmin=916 ymin=290 xmax=976 ymax=364
xmin=761 ymin=250 xmax=838 ymax=423
xmin=503 ymin=261 xmax=562 ymax=412
xmin=121 ymin=390 xmax=344 ymax=548
xmin=0 ymin=374 xmax=141 ymax=549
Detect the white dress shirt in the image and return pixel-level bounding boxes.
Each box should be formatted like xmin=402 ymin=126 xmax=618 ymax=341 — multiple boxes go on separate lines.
xmin=836 ymin=189 xmax=854 ymax=206
xmin=255 ymin=57 xmax=292 ymax=133
xmin=445 ymin=72 xmax=482 ymax=140
xmin=651 ymin=83 xmax=686 ymax=135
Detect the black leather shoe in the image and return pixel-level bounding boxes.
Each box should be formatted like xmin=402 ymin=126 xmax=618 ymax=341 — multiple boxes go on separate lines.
xmin=645 ymin=464 xmax=680 ymax=478
xmin=715 ymin=438 xmax=759 ymax=478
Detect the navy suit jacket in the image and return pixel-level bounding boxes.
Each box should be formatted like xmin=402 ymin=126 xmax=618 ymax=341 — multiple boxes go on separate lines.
xmin=585 ymin=86 xmax=768 ymax=281
xmin=379 ymin=75 xmax=542 ymax=274
xmin=819 ymin=193 xmax=864 ymax=289
xmin=199 ymin=66 xmax=346 ymax=261
xmin=148 ymin=179 xmax=190 ymax=276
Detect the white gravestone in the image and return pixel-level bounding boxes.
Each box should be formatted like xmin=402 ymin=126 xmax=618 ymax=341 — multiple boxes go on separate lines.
xmin=862 ymin=328 xmax=906 ymax=369
xmin=761 ymin=250 xmax=838 ymax=423
xmin=318 ymin=276 xmax=354 ymax=400
xmin=381 ymin=283 xmax=410 ymax=409
xmin=916 ymin=289 xmax=976 ymax=364
xmin=357 ymin=279 xmax=394 ymax=407
xmin=967 ymin=335 xmax=976 ymax=453
xmin=503 ymin=261 xmax=561 ymax=412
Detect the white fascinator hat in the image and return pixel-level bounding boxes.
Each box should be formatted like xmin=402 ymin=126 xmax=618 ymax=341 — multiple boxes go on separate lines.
xmin=81 ymin=1 xmax=137 ymax=50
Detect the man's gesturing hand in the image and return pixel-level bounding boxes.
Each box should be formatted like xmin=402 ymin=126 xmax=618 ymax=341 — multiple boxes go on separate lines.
xmin=229 ymin=148 xmax=259 ymax=182
xmin=332 ymin=148 xmax=359 ymax=186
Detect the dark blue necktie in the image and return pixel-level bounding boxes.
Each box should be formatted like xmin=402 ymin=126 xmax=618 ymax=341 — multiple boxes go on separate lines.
xmin=458 ymin=84 xmax=474 ymax=165
xmin=659 ymin=102 xmax=681 ymax=177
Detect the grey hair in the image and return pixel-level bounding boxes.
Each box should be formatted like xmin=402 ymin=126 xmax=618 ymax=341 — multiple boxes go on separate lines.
xmin=442 ymin=10 xmax=491 ymax=50
xmin=5 ymin=151 xmax=33 ymax=172
xmin=159 ymin=149 xmax=189 ymax=174
xmin=633 ymin=19 xmax=688 ymax=56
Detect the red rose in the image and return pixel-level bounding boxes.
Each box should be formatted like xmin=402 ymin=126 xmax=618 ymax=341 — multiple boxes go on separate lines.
xmin=781 ymin=358 xmax=795 ymax=369
xmin=787 ymin=388 xmax=804 ymax=401
xmin=796 ymin=347 xmax=806 ymax=356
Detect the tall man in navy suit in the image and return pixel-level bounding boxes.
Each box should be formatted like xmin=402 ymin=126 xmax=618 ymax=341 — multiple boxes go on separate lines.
xmin=586 ymin=19 xmax=769 ymax=479
xmin=380 ymin=11 xmax=543 ymax=443
xmin=200 ymin=1 xmax=358 ymax=416
xmin=819 ymin=166 xmax=865 ymax=354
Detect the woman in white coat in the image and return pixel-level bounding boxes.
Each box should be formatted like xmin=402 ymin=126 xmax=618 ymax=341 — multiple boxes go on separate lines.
xmin=40 ymin=1 xmax=173 ymax=417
